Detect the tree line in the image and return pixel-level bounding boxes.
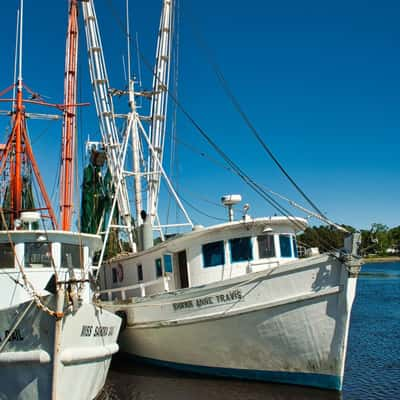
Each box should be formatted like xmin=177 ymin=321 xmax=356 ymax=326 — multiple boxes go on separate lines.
xmin=298 ymin=223 xmax=400 ymax=257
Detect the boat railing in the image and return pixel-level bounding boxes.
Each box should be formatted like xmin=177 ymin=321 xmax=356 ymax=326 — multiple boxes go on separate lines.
xmin=98 ymin=276 xmax=171 ymax=301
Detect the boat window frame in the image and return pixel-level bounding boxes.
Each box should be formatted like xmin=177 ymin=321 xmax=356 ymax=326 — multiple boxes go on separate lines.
xmin=202 ymin=240 xmax=225 ymax=268
xmin=155 ymin=258 xmax=163 ymax=278
xmin=112 ymin=268 xmax=118 ymax=283
xmin=229 ymin=236 xmax=253 ymax=264
xmin=0 ymin=243 xmax=14 ymax=269
xmin=292 ymin=236 xmax=299 ymax=258
xmin=24 ymin=241 xmax=53 ymax=268
xmin=257 ymin=234 xmax=276 ymax=259
xmin=137 ymin=264 xmax=143 ymax=281
xmin=163 ymin=254 xmax=173 ymax=273
xmin=279 ymin=234 xmax=293 ymax=258
xmin=61 ymin=243 xmax=84 ymax=269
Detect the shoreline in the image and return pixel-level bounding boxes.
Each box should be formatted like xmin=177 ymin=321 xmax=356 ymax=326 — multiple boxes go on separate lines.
xmin=362 ymin=256 xmax=400 ymax=264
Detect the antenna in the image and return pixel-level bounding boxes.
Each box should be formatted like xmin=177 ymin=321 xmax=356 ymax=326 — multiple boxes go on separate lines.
xmin=135 ymin=33 xmax=142 ymax=89
xmin=17 ymin=0 xmax=24 ymax=89
xmin=12 ymin=9 xmax=20 ymax=106
xmin=126 ymin=0 xmax=131 ymax=83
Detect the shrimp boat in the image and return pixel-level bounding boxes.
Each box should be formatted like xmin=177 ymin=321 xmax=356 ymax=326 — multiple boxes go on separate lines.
xmin=82 ymin=0 xmax=362 ymax=391
xmin=0 ymin=1 xmax=120 ymax=399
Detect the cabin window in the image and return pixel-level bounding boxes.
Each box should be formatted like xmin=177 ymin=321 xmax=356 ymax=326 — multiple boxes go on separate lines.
xmin=112 ymin=268 xmax=118 ymax=283
xmin=229 ymin=237 xmax=253 ymax=263
xmin=202 ymin=241 xmax=225 ymax=267
xmin=25 ymin=242 xmax=52 ymax=268
xmin=292 ymin=236 xmax=298 ymax=258
xmin=137 ymin=264 xmax=143 ymax=281
xmin=155 ymin=258 xmax=163 ymax=278
xmin=163 ymin=254 xmax=173 ymax=273
xmin=279 ymin=235 xmax=292 ymax=258
xmin=257 ymin=235 xmax=275 ymax=258
xmin=61 ymin=244 xmax=83 ymax=269
xmin=0 ymin=243 xmax=14 ymax=268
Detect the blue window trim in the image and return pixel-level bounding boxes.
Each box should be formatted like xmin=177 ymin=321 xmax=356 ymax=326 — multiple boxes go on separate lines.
xmin=229 ymin=236 xmax=253 ymax=264
xmin=163 ymin=254 xmax=173 ymax=273
xmin=155 ymin=258 xmax=163 ymax=277
xmin=292 ymin=236 xmax=298 ymax=258
xmin=279 ymin=234 xmax=293 ymax=258
xmin=202 ymin=241 xmax=225 ymax=268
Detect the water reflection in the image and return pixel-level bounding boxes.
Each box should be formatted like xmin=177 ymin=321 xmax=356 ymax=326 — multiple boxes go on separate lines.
xmin=102 ymin=356 xmax=341 ymax=400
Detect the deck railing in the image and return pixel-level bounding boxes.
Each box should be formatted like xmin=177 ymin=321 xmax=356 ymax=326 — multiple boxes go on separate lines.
xmin=98 ymin=276 xmax=171 ymax=301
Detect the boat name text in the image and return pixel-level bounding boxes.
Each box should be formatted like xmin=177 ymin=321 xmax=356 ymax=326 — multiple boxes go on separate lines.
xmin=172 ymin=289 xmax=242 ymax=311
xmin=0 ymin=328 xmax=24 ymax=343
xmin=80 ymin=325 xmax=115 ymax=337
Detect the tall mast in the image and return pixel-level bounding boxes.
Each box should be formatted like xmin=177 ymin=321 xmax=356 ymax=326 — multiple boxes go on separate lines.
xmin=81 ymin=0 xmax=134 ymax=247
xmin=147 ymin=0 xmax=174 ymax=225
xmin=60 ymin=0 xmax=79 ymax=231
xmin=126 ymin=0 xmax=143 ymax=225
xmin=0 ymin=0 xmax=57 ymax=229
xmin=13 ymin=0 xmax=24 ymax=221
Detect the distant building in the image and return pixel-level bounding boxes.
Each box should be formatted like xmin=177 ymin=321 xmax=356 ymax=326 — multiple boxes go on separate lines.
xmin=386 ymin=245 xmax=400 ymax=255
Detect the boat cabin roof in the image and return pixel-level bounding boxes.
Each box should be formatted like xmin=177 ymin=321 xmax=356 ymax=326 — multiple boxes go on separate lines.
xmin=0 ymin=230 xmax=102 ymax=251
xmin=111 ymin=216 xmax=307 ymax=262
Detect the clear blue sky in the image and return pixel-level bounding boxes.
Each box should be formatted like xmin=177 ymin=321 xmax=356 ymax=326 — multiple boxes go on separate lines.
xmin=0 ymin=0 xmax=398 ymax=230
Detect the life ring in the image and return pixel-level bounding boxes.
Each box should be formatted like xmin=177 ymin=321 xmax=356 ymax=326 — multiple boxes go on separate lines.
xmin=116 ymin=263 xmax=124 ymax=282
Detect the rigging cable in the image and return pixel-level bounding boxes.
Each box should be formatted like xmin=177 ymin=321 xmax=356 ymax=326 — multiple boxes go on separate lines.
xmin=100 ymin=1 xmax=342 ymax=252
xmin=166 ymin=0 xmax=180 ymax=231
xmin=140 ymin=52 xmax=343 ymax=252
xmin=185 ymin=7 xmax=327 ymax=219
xmin=180 ymin=195 xmax=226 ymax=223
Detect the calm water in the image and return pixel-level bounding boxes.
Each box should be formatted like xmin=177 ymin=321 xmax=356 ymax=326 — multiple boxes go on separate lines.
xmin=101 ymin=262 xmax=400 ymax=400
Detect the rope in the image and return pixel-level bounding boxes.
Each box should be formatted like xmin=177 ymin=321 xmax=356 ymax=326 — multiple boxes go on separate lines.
xmin=185 ymin=8 xmax=327 ymax=219
xmin=0 ymin=208 xmax=62 ymax=318
xmin=0 ymin=300 xmax=35 ymax=353
xmin=98 ymin=1 xmax=343 ymax=253
xmin=133 ymin=47 xmax=342 ymax=253
xmin=180 ymin=195 xmax=226 ymax=222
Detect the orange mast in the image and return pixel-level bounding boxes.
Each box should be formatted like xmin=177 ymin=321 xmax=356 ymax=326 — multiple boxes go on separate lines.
xmin=0 ymin=2 xmax=57 ymax=229
xmin=60 ymin=0 xmax=79 ymax=231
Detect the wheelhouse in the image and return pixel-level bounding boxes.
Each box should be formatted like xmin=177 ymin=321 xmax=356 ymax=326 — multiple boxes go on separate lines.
xmin=102 ymin=217 xmax=307 ymax=300
xmin=0 ymin=230 xmax=102 ymax=308
xmin=0 ymin=231 xmax=102 ymax=270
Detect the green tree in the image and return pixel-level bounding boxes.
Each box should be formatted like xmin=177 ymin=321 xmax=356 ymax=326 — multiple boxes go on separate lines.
xmin=370 ymin=223 xmax=390 ymax=255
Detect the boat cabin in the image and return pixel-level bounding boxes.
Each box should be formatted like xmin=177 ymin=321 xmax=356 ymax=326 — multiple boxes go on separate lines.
xmin=102 ymin=217 xmax=307 ymax=300
xmin=0 ymin=230 xmax=102 ymax=308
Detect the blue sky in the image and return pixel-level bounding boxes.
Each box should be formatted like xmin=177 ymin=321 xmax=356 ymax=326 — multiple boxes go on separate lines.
xmin=0 ymin=0 xmax=398 ymax=230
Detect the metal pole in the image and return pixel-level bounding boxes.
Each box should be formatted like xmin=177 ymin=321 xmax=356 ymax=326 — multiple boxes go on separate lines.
xmin=60 ymin=0 xmax=79 ymax=231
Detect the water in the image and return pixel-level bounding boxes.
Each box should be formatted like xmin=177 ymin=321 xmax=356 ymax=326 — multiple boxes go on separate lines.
xmin=102 ymin=262 xmax=400 ymax=400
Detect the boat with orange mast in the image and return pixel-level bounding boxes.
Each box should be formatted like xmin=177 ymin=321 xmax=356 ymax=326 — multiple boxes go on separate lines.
xmin=0 ymin=1 xmax=120 ymax=399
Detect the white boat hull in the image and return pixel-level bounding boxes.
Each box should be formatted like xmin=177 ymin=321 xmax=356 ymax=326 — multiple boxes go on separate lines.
xmin=0 ymin=296 xmax=121 ymax=400
xmin=105 ymin=254 xmax=359 ymax=390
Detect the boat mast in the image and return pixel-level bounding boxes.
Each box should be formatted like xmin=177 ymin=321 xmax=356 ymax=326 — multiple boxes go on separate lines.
xmin=81 ymin=0 xmax=134 ymax=247
xmin=0 ymin=0 xmax=57 ymax=229
xmin=80 ymin=0 xmax=192 ymax=262
xmin=60 ymin=0 xmax=79 ymax=231
xmin=147 ymin=0 xmax=174 ymax=226
xmin=13 ymin=0 xmax=24 ymax=221
xmin=126 ymin=0 xmax=143 ymax=226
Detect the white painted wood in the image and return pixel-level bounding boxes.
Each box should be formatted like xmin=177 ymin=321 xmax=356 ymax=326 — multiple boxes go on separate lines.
xmin=0 ymin=230 xmax=121 ymax=400
xmin=99 ymin=217 xmax=361 ymax=390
